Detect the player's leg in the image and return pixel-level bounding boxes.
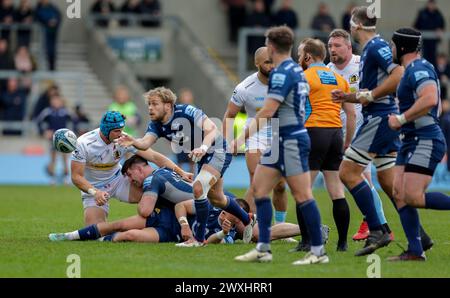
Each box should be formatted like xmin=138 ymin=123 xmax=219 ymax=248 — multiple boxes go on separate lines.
xmin=47 ymin=149 xmax=57 ymax=184
xmin=49 ymin=215 xmax=146 ymax=241
xmin=322 ymin=128 xmax=350 ymax=251
xmin=111 ymin=228 xmax=160 ymax=243
xmin=244 ymin=150 xmax=261 ymax=212
xmin=270 ymin=223 xmax=300 ymax=240
xmin=272 ymin=178 xmax=288 ymax=224
xmin=84 ymin=206 xmax=107 ymax=226
xmin=388 ymin=165 xmax=425 ymax=261
xmin=235 ymin=164 xmax=281 ymax=262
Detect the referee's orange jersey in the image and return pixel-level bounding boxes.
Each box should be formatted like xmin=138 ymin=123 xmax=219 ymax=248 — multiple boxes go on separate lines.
xmin=304 ymin=63 xmax=350 ymax=128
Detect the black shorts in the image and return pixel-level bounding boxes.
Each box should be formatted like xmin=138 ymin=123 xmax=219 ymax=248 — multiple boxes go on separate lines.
xmin=307 ymin=127 xmax=343 ymax=171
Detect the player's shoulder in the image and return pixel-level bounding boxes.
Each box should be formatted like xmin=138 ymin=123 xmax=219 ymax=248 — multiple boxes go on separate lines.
xmin=409 ymin=59 xmax=438 ymax=81
xmin=237 ymin=72 xmax=259 ymax=90
xmin=77 ymin=129 xmax=99 ymax=145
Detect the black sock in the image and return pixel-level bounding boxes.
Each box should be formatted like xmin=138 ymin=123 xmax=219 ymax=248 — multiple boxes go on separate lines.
xmin=296 ymin=203 xmax=309 ymax=244
xmin=383 ymin=223 xmax=392 ymax=234
xmin=332 ymin=198 xmax=350 ymax=245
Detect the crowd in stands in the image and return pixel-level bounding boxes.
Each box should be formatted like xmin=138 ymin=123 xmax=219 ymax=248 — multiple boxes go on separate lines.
xmin=90 ymin=0 xmax=162 ymax=28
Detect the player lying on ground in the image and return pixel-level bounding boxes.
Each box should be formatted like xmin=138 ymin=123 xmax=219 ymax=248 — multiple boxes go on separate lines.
xmin=48 ymin=197 xmax=312 ymax=244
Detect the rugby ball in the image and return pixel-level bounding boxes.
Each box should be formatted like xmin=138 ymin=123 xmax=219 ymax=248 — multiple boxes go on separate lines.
xmin=53 ymin=129 xmax=78 ymax=153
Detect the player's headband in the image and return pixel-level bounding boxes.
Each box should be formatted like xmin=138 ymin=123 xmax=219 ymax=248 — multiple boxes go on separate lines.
xmin=392 ymin=29 xmax=422 ymax=60
xmin=350 ymin=17 xmax=376 ymax=31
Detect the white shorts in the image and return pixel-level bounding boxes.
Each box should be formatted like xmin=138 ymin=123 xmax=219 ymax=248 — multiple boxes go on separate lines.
xmin=81 ymin=172 xmax=131 ymax=215
xmin=245 ymin=133 xmax=270 ymax=153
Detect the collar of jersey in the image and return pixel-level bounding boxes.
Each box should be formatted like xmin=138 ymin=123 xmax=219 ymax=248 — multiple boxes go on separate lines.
xmin=362 ymin=34 xmax=381 ymax=51
xmin=162 ymin=106 xmax=175 ymax=125
xmin=308 ymin=62 xmax=327 ymax=68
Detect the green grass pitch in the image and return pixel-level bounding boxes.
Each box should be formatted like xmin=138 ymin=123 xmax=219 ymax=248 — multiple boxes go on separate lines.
xmin=1 ymin=185 xmax=449 ymax=278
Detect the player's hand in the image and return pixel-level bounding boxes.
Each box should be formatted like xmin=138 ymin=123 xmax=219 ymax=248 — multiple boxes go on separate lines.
xmin=181 ymin=225 xmax=193 ymax=241
xmin=388 ymin=114 xmax=402 ymax=131
xmin=95 ymin=190 xmax=110 ymax=206
xmin=331 ymin=89 xmax=346 ymax=103
xmin=189 ymin=146 xmax=207 ymax=163
xmin=117 ymin=133 xmax=135 ymax=147
xmin=221 ymin=219 xmax=233 ymax=235
xmin=180 ymin=171 xmax=194 ymax=183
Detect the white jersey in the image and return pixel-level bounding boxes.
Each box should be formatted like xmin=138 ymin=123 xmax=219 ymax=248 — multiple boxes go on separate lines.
xmin=230 ymin=72 xmax=271 ymax=146
xmin=328 ymin=55 xmax=363 ymax=131
xmin=71 ymin=128 xmax=131 ymax=187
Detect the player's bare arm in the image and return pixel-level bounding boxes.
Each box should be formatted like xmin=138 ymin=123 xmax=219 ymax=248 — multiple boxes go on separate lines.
xmin=389 ymin=84 xmax=439 ymax=130
xmin=231 ymin=98 xmax=279 ymax=154
xmin=190 ymin=117 xmax=218 ymax=162
xmin=174 ymin=200 xmax=194 ymax=241
xmin=71 ymin=160 xmax=109 ymax=206
xmin=137 ymin=194 xmax=158 ymax=218
xmin=137 ymin=148 xmax=193 ymax=182
xmin=118 ymin=133 xmax=157 ymax=151
xmin=222 ymin=101 xmax=241 ymax=142
xmin=342 ymin=102 xmax=356 ymax=149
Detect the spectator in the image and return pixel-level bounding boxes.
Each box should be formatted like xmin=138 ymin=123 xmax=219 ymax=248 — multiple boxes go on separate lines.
xmin=90 ymin=0 xmax=115 ymax=28
xmin=0 ymin=39 xmax=14 ymax=93
xmin=1 ymin=77 xmax=30 ymax=135
xmin=14 ymin=0 xmax=34 ymax=48
xmin=252 ymin=0 xmax=274 ymax=19
xmin=310 ymin=2 xmax=336 ymax=44
xmin=31 ymin=81 xmax=59 ymax=120
xmin=140 ymin=0 xmax=161 ymax=27
xmin=120 ymin=0 xmax=141 ymax=27
xmin=35 ymin=0 xmax=61 ymax=71
xmin=0 ymin=0 xmax=15 ymax=42
xmin=341 ymin=2 xmax=356 ymax=32
xmin=414 ymin=0 xmax=445 ymax=68
xmin=437 ymin=53 xmax=450 ymax=101
xmin=36 ymin=94 xmax=72 ymax=184
xmin=245 ymin=0 xmax=271 ymax=59
xmin=176 ymin=88 xmax=196 ymax=173
xmin=108 ymin=86 xmax=140 ymax=136
xmin=72 ymin=103 xmax=91 ymax=137
xmin=274 ymin=0 xmax=298 ymax=30
xmin=221 ymin=0 xmax=247 ymax=44
xmin=14 ymin=46 xmax=35 ymax=73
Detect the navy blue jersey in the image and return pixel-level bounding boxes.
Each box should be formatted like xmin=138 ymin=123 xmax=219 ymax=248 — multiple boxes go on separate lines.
xmin=267 ymin=58 xmax=310 ymax=136
xmin=360 ymin=35 xmax=399 ymax=116
xmin=142 ymin=168 xmax=193 ymax=204
xmin=189 ymin=201 xmax=237 ymax=244
xmin=146 ymin=104 xmax=227 ymax=153
xmin=36 ymin=107 xmax=72 ymax=134
xmin=397 ymin=58 xmax=443 ymax=139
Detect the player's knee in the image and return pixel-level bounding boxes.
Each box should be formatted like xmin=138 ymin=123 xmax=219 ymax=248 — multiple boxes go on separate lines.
xmin=274 ymin=181 xmax=286 ymax=194
xmin=193 ymin=171 xmax=216 ymax=199
xmin=291 ymin=189 xmax=312 ymax=202
xmin=403 ymin=188 xmax=423 ymax=208
xmin=193 ymin=181 xmax=204 ymax=199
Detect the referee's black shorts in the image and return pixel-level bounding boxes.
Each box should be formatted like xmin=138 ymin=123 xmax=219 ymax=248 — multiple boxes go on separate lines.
xmin=307 ymin=127 xmax=344 ymax=171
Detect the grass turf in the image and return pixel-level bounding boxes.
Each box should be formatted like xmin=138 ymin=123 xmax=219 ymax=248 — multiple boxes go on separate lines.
xmin=0 ymin=185 xmax=449 ymax=278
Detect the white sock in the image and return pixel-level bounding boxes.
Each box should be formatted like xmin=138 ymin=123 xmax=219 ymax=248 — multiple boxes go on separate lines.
xmin=311 ymin=245 xmax=324 ymax=256
xmin=65 ymin=231 xmax=80 ymax=240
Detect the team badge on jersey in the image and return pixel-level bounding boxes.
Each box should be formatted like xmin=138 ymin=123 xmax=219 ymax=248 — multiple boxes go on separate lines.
xmin=349 ymin=74 xmax=359 ymax=84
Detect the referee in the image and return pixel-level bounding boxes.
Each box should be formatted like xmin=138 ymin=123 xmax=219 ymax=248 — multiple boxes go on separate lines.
xmin=294 ymin=38 xmax=355 ymax=252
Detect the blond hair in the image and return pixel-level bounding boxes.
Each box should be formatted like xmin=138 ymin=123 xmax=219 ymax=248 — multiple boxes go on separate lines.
xmin=144 ymin=87 xmax=177 ymax=105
